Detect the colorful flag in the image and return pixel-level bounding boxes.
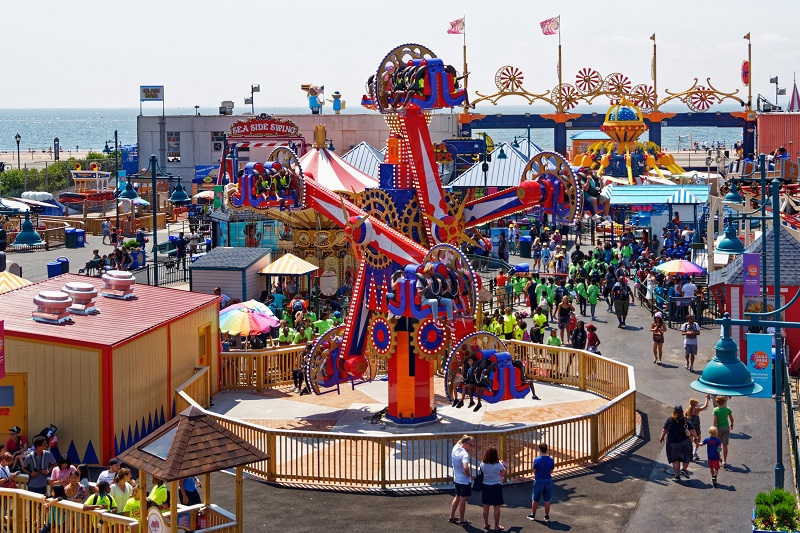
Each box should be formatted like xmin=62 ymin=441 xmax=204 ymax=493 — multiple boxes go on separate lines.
xmin=447 ymin=17 xmax=465 ymax=35
xmin=540 ymin=16 xmax=560 ymax=35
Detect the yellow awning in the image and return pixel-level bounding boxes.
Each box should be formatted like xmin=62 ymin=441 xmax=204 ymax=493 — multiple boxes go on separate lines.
xmin=260 ymin=253 xmax=318 ymax=276
xmin=0 ymin=272 xmax=31 ymax=294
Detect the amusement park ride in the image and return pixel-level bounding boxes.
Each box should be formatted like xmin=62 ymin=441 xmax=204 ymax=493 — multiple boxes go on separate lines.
xmin=220 ymin=44 xmax=582 ymax=423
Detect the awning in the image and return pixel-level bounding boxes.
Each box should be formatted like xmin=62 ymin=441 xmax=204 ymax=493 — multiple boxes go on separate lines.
xmin=607 ymin=184 xmax=709 ymax=206
xmin=260 ymin=253 xmax=318 ymax=276
xmin=666 ymin=189 xmax=701 ymax=204
xmin=298 ymin=148 xmax=378 ymax=192
xmin=0 ymin=272 xmax=31 ymax=294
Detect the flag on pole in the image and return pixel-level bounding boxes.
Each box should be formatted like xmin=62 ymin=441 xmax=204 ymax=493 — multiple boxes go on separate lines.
xmin=447 ymin=17 xmax=465 ymax=35
xmin=650 ymin=33 xmax=656 ymax=41
xmin=540 ymin=16 xmax=560 ymax=35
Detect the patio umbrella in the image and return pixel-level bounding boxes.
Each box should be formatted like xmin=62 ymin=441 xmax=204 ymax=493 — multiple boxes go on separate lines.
xmin=220 ymin=299 xmax=279 ymax=322
xmin=193 ymin=190 xmax=214 ymax=200
xmin=218 ymin=307 xmax=276 ymax=336
xmin=653 ymin=259 xmax=707 ymax=276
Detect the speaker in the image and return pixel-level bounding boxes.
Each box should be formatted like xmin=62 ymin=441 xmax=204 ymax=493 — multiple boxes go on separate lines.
xmin=213 ymin=142 xmax=222 ymax=151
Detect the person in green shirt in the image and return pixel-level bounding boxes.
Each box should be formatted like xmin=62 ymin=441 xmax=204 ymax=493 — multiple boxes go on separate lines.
xmin=532 ymin=309 xmax=548 ymax=344
xmin=535 ymin=281 xmax=548 ymax=310
xmin=293 ymin=325 xmax=314 ymax=344
xmin=502 ymin=309 xmax=516 ymax=340
xmin=84 ymin=481 xmax=118 ymax=513
xmin=278 ymin=324 xmax=296 ymax=345
xmin=586 ymin=280 xmax=600 ymax=319
xmin=575 ymin=279 xmax=588 ymax=316
xmin=621 ymin=241 xmax=633 ymax=267
xmin=546 ymin=280 xmax=557 ymax=320
xmin=545 ymin=328 xmax=562 ymax=374
xmin=148 ymin=478 xmax=168 ymax=510
xmin=513 ymin=321 xmax=526 ymax=341
xmin=314 ymin=312 xmax=335 ymax=336
xmin=713 ymin=396 xmax=734 ymax=468
xmin=513 ymin=275 xmax=527 ymax=305
xmin=492 ymin=316 xmax=504 ymax=337
xmin=123 ymin=485 xmax=142 ymax=519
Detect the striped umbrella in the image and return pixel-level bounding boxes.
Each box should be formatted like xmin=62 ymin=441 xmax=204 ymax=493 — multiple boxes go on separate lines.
xmin=298 ymin=147 xmax=378 ymax=192
xmin=218 ymin=307 xmax=277 ymax=336
xmin=653 ymin=259 xmax=707 ymax=276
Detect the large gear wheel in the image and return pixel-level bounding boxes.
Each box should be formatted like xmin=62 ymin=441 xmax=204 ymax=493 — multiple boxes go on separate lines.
xmin=368 ymin=312 xmax=397 ymax=361
xmin=551 ymin=83 xmax=580 ymax=110
xmin=443 ymin=332 xmax=507 ymax=402
xmin=359 ymin=189 xmax=400 ymax=229
xmin=363 ymin=247 xmax=392 ymax=269
xmin=522 ymin=152 xmax=581 ymax=225
xmin=305 ymin=326 xmax=345 ymax=395
xmin=411 ymin=317 xmax=448 ymax=361
xmin=400 ymin=196 xmax=429 ymax=247
xmin=374 ymin=43 xmax=437 ymax=114
xmin=495 ymin=66 xmax=524 ymax=92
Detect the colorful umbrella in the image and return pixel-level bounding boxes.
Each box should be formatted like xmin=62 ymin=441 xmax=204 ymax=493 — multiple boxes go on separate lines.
xmin=653 ymin=259 xmax=707 ymax=276
xmin=218 ymin=308 xmax=277 ymax=336
xmin=221 ymin=299 xmax=279 ymax=320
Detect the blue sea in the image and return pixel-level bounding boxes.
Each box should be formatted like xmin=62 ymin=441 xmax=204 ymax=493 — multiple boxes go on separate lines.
xmin=0 ymin=104 xmax=745 ymax=153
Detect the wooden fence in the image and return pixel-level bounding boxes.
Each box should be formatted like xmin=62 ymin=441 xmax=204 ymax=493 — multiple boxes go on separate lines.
xmin=181 ymin=340 xmax=636 ymax=490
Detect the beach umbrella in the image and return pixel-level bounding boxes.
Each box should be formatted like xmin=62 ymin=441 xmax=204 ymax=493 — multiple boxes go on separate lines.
xmin=193 ymin=190 xmax=214 ymax=200
xmin=220 ymin=300 xmax=280 ymax=326
xmin=653 ymin=259 xmax=707 ymax=276
xmin=218 ymin=307 xmax=277 ymax=336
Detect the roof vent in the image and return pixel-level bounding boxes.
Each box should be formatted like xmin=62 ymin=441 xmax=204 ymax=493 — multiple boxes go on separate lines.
xmin=100 ymin=270 xmax=136 ymax=300
xmin=32 ymin=290 xmax=73 ymax=324
xmin=62 ymin=281 xmax=99 ymax=315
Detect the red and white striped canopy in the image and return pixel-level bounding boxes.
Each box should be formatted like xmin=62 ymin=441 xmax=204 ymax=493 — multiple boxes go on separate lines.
xmin=298 ymin=148 xmax=379 ymax=192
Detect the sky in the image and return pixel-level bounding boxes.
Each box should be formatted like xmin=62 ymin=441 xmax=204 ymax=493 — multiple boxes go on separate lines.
xmin=4 ymin=0 xmax=799 ymax=111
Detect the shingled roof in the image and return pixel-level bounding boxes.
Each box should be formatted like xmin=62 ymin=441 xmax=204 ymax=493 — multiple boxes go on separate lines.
xmin=709 ymin=225 xmax=800 ymax=286
xmin=117 ymin=406 xmax=269 ymax=481
xmin=189 ymin=246 xmax=269 ymax=270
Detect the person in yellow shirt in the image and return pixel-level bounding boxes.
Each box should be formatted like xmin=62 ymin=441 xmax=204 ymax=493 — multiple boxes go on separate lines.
xmin=148 ymin=477 xmax=168 ymax=511
xmin=492 ymin=316 xmax=504 ymax=337
xmin=502 ymin=308 xmax=517 ymax=340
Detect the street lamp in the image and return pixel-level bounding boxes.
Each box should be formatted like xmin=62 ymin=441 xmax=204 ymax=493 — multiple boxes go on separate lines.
xmin=168 ymin=178 xmax=190 ymax=204
xmin=697 ymin=153 xmax=799 ymax=489
xmin=14 ymin=133 xmax=21 ymax=170
xmin=249 ymin=84 xmax=260 ymax=114
xmin=770 ymin=76 xmax=787 ymax=109
xmin=194 ymin=105 xmax=200 ymax=116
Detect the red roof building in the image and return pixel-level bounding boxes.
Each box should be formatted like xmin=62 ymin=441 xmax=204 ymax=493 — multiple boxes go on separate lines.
xmin=0 ymin=274 xmax=221 ymax=465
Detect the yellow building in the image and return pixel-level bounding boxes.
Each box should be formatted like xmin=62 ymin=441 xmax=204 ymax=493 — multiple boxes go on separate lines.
xmin=0 ymin=274 xmax=220 ymax=465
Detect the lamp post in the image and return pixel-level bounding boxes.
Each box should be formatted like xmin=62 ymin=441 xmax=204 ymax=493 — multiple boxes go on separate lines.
xmin=249 ymin=84 xmax=260 ymax=114
xmin=14 ymin=134 xmax=21 ymax=170
xmin=150 ymin=155 xmax=160 ymax=286
xmin=194 ymin=105 xmax=200 ymax=116
xmin=702 ymin=153 xmax=798 ymax=489
xmin=510 ymin=126 xmax=532 ymax=158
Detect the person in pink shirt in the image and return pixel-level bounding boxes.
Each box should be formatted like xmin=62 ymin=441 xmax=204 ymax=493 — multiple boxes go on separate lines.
xmin=50 ymin=455 xmax=76 ymax=491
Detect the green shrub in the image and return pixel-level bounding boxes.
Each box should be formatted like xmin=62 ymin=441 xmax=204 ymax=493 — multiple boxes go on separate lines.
xmin=754 ymin=488 xmax=800 ymax=531
xmin=123 ymin=239 xmax=139 ymax=250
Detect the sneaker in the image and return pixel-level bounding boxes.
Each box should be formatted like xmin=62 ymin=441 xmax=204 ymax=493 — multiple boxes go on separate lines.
xmin=673 ymin=475 xmax=681 ymax=481
xmin=473 ymin=404 xmax=482 ymax=412
xmin=456 ymin=400 xmax=464 ymax=409
xmin=693 ymin=453 xmax=700 ymax=461
xmin=544 ymin=514 xmax=550 ymax=522
xmin=452 ymin=398 xmax=459 ymax=407
xmin=531 ymin=395 xmax=540 ymax=400
xmin=685 ymin=363 xmax=689 ymax=369
xmin=527 ymin=513 xmax=536 ymax=521
xmin=689 ymin=367 xmax=694 ymax=372
xmin=468 ymin=401 xmax=475 ymax=408
xmin=722 ymin=462 xmax=729 ymax=469
xmin=681 ymin=469 xmax=690 ymax=478
xmin=712 ymin=476 xmax=718 ymax=488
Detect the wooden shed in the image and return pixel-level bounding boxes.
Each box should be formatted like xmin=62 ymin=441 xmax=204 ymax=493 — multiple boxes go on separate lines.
xmin=189 ymin=247 xmax=271 ymax=302
xmin=0 ymin=274 xmax=220 ymax=465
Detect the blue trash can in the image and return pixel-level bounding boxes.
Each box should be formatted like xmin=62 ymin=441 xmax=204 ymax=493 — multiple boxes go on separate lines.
xmin=519 ymin=235 xmax=532 ymax=259
xmin=65 ymin=228 xmax=78 ymax=249
xmin=46 ymin=261 xmax=61 ymax=278
xmin=169 ymin=235 xmax=178 ymax=242
xmin=56 ymin=256 xmax=69 ymax=274
xmin=205 ymin=238 xmax=212 ymax=252
xmin=75 ymin=229 xmax=85 ymax=248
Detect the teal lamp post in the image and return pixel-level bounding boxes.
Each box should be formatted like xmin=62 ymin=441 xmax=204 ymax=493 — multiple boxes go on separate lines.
xmin=12 ymin=211 xmax=43 ymax=247
xmin=723 ymin=181 xmax=744 ymax=204
xmin=169 ymin=178 xmax=190 ymax=204
xmin=117 ymin=178 xmax=139 ymax=231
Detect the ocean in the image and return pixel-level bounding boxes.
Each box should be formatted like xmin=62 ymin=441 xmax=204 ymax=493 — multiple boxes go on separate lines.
xmin=0 ymin=105 xmax=745 ymax=154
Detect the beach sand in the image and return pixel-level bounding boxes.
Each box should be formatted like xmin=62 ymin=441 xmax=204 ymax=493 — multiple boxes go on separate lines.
xmin=0 ymin=149 xmax=94 ymax=170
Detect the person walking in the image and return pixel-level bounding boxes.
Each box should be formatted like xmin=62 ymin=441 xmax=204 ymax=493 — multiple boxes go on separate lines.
xmin=479 ymin=446 xmax=507 ymax=531
xmin=650 ymin=312 xmax=667 ymax=364
xmin=611 ymin=276 xmax=632 ymax=328
xmin=687 ymin=395 xmax=711 ymax=460
xmin=713 ymin=396 xmax=734 ymax=468
xmin=659 ymin=405 xmax=699 ymax=482
xmin=586 ymin=279 xmax=600 ymax=320
xmin=681 ymin=314 xmax=700 ymax=371
xmin=697 ymin=426 xmax=723 ymax=488
xmin=448 ymin=435 xmax=473 ymax=526
xmin=528 ymin=442 xmax=555 ymax=522
xmin=570 ymin=320 xmax=587 ymax=350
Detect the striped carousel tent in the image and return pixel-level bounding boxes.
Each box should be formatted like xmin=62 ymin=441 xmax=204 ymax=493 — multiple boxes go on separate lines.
xmin=298 ymin=147 xmax=379 ymax=192
xmin=260 ymin=253 xmax=318 ymax=276
xmin=0 ymin=271 xmax=32 ymax=294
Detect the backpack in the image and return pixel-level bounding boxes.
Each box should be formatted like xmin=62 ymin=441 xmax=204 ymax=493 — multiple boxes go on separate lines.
xmin=614 ymin=283 xmax=629 ymax=300
xmin=555 ymin=286 xmax=566 ymax=301
xmin=291 ymin=298 xmax=305 ymax=312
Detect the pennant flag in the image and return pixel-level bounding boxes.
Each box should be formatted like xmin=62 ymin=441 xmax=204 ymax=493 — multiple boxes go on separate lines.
xmin=790 ymin=80 xmax=800 ymax=112
xmin=540 ymin=16 xmax=560 ymax=35
xmin=650 ymin=33 xmax=656 ymax=41
xmin=743 ymin=32 xmax=750 ymax=40
xmin=447 ymin=17 xmax=465 ymax=35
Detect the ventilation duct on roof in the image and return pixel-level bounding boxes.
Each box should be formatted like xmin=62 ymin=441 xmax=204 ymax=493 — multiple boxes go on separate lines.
xmin=62 ymin=281 xmax=99 ymax=315
xmin=100 ymin=270 xmax=136 ymax=300
xmin=32 ymin=290 xmax=72 ymax=324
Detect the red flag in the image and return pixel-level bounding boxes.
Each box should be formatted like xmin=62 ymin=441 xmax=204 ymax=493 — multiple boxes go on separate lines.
xmin=447 ymin=17 xmax=465 ymax=35
xmin=540 ymin=16 xmax=560 ymax=36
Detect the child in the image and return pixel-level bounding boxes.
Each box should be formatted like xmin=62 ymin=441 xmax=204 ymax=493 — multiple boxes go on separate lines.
xmin=698 ymin=426 xmax=723 ymax=488
xmin=586 ymin=324 xmax=601 ymax=354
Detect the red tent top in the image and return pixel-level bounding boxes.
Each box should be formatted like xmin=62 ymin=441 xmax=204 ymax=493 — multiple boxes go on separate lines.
xmin=299 ymin=148 xmax=379 ymax=192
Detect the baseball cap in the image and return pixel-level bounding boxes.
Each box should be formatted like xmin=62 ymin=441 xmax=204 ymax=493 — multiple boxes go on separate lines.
xmin=8 ymin=426 xmax=20 ymax=434
xmin=674 ymin=405 xmax=684 ymax=413
xmin=108 ymin=458 xmax=121 ymax=466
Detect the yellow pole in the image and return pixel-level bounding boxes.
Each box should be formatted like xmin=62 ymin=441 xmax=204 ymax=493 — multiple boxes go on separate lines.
xmin=557 ymin=40 xmax=563 ymax=112
xmin=651 ymin=33 xmax=658 ymax=110
xmin=236 ymin=466 xmax=244 ymax=533
xmin=463 ymin=15 xmax=469 ymax=114
xmin=203 ymin=473 xmax=211 ymax=506
xmin=745 ymin=32 xmax=752 ymax=108
xmin=169 ymin=480 xmax=179 ymax=533
xmin=138 ymin=470 xmax=148 ymax=530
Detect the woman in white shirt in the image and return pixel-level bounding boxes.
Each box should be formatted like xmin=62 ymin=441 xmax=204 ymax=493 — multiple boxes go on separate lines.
xmin=109 ymin=468 xmax=135 ymax=513
xmin=479 ymin=446 xmax=507 ymax=531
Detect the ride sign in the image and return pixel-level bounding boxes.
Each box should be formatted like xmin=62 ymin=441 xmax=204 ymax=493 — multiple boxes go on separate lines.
xmin=230 ymin=116 xmax=299 ymax=137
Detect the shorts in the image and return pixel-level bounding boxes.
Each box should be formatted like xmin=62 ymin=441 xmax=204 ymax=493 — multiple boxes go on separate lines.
xmin=653 ymin=337 xmax=664 ymax=344
xmin=532 ymin=479 xmax=553 ymax=503
xmin=613 ymin=300 xmax=629 ymax=316
xmin=558 ymin=318 xmax=569 ymax=329
xmin=684 ymin=344 xmax=698 ymax=356
xmin=717 ymin=426 xmax=731 ymax=445
xmin=481 ymin=484 xmax=504 ymax=506
xmin=708 ymin=459 xmax=721 ymax=470
xmin=454 ymin=482 xmax=472 ymax=497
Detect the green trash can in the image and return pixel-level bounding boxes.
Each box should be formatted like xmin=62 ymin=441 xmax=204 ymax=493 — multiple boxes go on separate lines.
xmin=519 ymin=235 xmax=532 ymax=259
xmin=65 ymin=228 xmax=78 ymax=248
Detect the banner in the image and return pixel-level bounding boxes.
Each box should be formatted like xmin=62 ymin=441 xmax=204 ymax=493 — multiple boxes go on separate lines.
xmin=746 ymin=332 xmax=773 ymax=398
xmin=742 ymin=253 xmax=760 ymax=297
xmin=0 ymin=321 xmax=4 ymax=380
xmin=140 ymin=85 xmax=164 ymax=101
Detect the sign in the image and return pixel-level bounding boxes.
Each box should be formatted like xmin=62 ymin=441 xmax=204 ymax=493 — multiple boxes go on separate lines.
xmin=320 ymin=270 xmax=338 ymax=296
xmin=147 ymin=507 xmax=166 ymax=533
xmin=140 ymin=86 xmax=165 ymax=102
xmin=0 ymin=321 xmax=5 ymax=380
xmin=746 ymin=333 xmax=773 ymax=398
xmin=194 ymin=165 xmax=217 ymax=184
xmin=230 ymin=116 xmax=299 ymax=137
xmin=742 ymin=253 xmax=761 ymax=297
xmin=630 ymin=204 xmax=652 ymax=212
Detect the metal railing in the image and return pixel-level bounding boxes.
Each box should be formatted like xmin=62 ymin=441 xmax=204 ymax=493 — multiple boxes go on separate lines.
xmin=184 ymin=341 xmax=636 ymax=490
xmin=784 ymin=364 xmax=800 ymax=497
xmin=131 ymin=258 xmax=190 ymax=287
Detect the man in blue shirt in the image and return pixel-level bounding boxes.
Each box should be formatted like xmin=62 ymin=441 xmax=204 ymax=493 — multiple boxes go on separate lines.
xmin=528 ymin=442 xmax=555 ymax=522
